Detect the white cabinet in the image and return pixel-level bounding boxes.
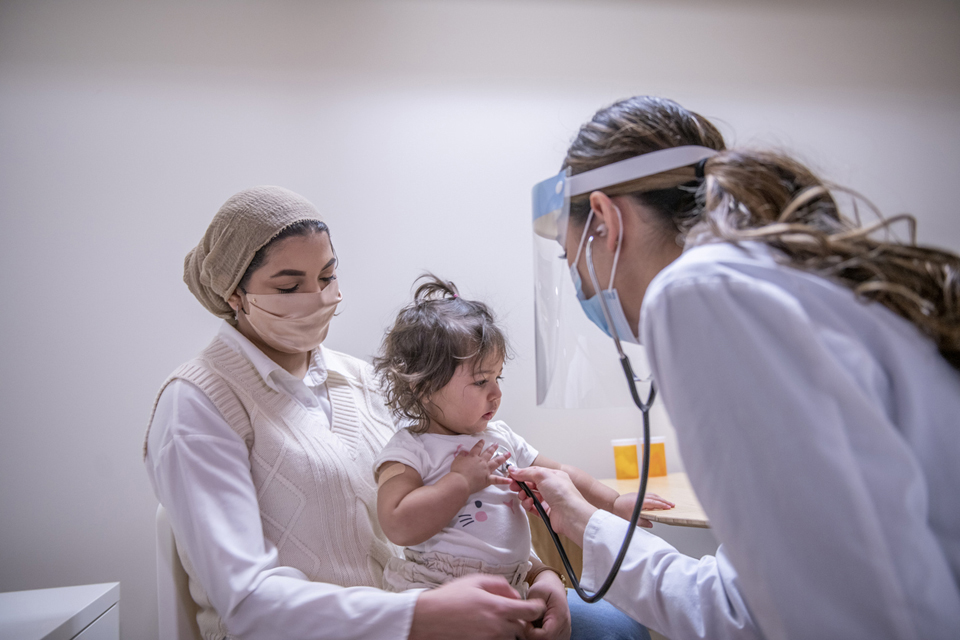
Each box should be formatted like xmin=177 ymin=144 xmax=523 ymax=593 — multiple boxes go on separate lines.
xmin=0 ymin=582 xmax=119 ymax=640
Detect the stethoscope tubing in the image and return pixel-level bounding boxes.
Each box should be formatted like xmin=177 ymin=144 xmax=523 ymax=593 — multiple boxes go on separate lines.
xmin=513 ymin=372 xmax=652 ymax=602
xmin=513 ymin=235 xmax=654 ymax=603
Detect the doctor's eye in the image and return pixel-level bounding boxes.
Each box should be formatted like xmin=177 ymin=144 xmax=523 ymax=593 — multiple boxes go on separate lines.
xmin=277 ymin=285 xmax=299 ymax=293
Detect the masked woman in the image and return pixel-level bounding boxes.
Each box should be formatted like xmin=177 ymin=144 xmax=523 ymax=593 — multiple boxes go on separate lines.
xmin=510 ymin=96 xmax=960 ymax=640
xmin=143 ymin=186 xmax=646 ymax=640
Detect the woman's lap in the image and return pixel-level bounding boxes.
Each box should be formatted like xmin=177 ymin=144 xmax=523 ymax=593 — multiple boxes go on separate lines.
xmin=567 ymin=589 xmax=650 ymax=640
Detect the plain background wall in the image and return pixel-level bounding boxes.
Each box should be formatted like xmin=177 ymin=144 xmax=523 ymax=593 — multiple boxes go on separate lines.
xmin=1 ymin=0 xmax=958 ymax=637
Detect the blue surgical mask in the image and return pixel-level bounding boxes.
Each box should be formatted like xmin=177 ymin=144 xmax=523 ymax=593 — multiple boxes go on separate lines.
xmin=570 ymin=208 xmax=640 ymax=345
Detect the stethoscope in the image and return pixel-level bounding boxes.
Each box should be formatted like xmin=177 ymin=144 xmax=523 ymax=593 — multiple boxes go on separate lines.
xmin=504 ymin=235 xmax=655 ymax=603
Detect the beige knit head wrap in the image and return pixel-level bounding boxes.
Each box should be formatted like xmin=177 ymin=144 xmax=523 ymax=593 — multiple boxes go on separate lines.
xmin=184 ymin=186 xmax=325 ymax=322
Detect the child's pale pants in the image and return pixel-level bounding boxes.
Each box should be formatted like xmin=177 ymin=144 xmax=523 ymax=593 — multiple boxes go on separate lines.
xmin=382 ymin=548 xmax=531 ymax=597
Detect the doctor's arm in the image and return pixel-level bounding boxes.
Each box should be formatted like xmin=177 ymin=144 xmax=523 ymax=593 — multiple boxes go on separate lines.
xmin=630 ymin=275 xmax=931 ymax=640
xmin=528 ymin=454 xmax=673 ymax=521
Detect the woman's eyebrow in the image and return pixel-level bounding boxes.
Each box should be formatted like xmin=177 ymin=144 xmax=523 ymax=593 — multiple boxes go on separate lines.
xmin=268 ymin=258 xmax=336 ymax=279
xmin=269 ymin=269 xmax=306 ymax=278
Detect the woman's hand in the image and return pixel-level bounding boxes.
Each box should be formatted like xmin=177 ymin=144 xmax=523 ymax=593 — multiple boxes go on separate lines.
xmin=508 ymin=466 xmax=597 ymax=546
xmin=409 ymin=573 xmax=545 ymax=640
xmin=524 ymin=570 xmax=571 ymax=640
xmin=449 ymin=439 xmax=511 ymax=495
xmin=612 ymin=491 xmax=675 ymax=528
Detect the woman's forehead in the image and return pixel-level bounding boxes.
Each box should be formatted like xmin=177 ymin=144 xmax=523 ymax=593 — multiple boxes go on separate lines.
xmin=260 ymin=232 xmax=334 ymax=269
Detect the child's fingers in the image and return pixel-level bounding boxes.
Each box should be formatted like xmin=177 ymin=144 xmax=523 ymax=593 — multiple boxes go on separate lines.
xmin=641 ymin=494 xmax=675 ymax=510
xmin=643 ymin=498 xmax=675 ymax=511
xmin=481 ymin=443 xmax=500 ymax=461
xmin=488 ymin=475 xmax=512 ymax=486
xmin=468 ymin=439 xmax=485 ymax=456
xmin=643 ymin=491 xmax=675 ymax=508
xmin=488 ymin=451 xmax=511 ymax=470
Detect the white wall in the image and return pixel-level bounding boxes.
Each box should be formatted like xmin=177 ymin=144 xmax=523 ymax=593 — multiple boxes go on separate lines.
xmin=1 ymin=1 xmax=957 ymax=637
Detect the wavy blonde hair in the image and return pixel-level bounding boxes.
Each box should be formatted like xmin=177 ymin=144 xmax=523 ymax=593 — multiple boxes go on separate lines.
xmin=564 ymin=96 xmax=960 ymax=371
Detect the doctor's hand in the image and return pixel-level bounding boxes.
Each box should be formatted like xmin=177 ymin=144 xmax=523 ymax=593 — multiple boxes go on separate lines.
xmin=508 ymin=466 xmax=597 ymax=547
xmin=409 ymin=573 xmax=545 ymax=640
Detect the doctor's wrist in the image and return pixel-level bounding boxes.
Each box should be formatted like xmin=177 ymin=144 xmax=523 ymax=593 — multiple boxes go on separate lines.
xmin=562 ymin=503 xmax=598 ymax=547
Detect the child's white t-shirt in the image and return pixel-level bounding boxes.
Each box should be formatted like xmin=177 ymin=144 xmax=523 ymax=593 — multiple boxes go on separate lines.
xmin=373 ymin=420 xmax=539 ymax=567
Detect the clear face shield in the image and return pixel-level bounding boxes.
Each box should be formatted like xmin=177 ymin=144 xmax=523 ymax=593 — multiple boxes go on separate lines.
xmin=532 ymin=146 xmax=718 ymax=408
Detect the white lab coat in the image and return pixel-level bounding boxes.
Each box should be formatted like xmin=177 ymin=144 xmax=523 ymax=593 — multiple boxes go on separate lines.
xmin=581 ymin=241 xmax=960 ymax=639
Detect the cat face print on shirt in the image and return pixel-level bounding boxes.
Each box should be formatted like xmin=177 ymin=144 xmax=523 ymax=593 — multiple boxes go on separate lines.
xmin=454 ymin=494 xmax=521 ymax=528
xmin=456 ymin=499 xmax=489 ymax=527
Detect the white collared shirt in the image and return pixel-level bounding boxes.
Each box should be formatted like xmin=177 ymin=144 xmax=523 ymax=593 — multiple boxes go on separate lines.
xmin=216 ymin=321 xmax=332 ymax=416
xmin=145 ymin=322 xmax=418 ymax=640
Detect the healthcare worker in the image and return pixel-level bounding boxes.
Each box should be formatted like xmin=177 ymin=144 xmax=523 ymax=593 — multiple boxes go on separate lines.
xmin=512 ymin=96 xmax=960 ymax=639
xmin=144 ymin=185 xmax=645 ymax=640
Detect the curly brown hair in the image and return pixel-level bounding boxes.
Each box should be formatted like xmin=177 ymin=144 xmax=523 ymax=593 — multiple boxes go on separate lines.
xmin=374 ymin=274 xmax=510 ymax=433
xmin=564 ymin=96 xmax=960 ymax=371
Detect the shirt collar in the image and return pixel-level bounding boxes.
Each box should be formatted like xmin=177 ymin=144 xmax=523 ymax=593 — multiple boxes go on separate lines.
xmin=217 ymin=321 xmax=329 ymax=393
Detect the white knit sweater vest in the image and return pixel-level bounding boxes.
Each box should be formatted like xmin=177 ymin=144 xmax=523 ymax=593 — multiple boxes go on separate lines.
xmin=146 ymin=337 xmax=400 ymax=639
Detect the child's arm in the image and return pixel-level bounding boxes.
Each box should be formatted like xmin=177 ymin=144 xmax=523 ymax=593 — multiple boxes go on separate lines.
xmin=530 ymin=454 xmax=674 ymax=519
xmin=377 ymin=439 xmax=510 ymax=547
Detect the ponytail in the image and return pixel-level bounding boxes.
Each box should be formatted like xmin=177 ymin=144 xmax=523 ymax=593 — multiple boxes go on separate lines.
xmin=695 ymin=150 xmax=960 ymax=371
xmin=564 ymin=96 xmax=960 ymax=371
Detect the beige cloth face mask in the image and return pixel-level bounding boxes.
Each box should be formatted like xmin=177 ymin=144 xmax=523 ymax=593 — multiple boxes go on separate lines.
xmin=242 ymin=280 xmax=342 ymax=354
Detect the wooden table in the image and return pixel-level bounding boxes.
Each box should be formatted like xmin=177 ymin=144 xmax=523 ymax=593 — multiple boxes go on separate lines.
xmin=601 ymin=472 xmax=709 ymax=528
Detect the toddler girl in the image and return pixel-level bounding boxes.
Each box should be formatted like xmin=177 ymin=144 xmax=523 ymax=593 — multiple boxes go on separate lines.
xmin=373 ymin=275 xmax=671 ymax=595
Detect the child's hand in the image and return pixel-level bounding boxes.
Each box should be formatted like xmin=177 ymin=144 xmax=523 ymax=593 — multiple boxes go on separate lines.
xmin=449 ymin=439 xmax=512 ymax=495
xmin=612 ymin=491 xmax=674 ymax=527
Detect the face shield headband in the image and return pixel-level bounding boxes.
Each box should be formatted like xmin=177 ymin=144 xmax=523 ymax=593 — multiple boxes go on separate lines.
xmin=531 ymin=145 xmax=718 ymax=407
xmin=532 ymin=145 xmax=718 ymax=244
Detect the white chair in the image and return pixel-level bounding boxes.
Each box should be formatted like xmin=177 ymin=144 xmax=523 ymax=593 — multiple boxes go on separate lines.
xmin=156 ymin=505 xmax=203 ymax=640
